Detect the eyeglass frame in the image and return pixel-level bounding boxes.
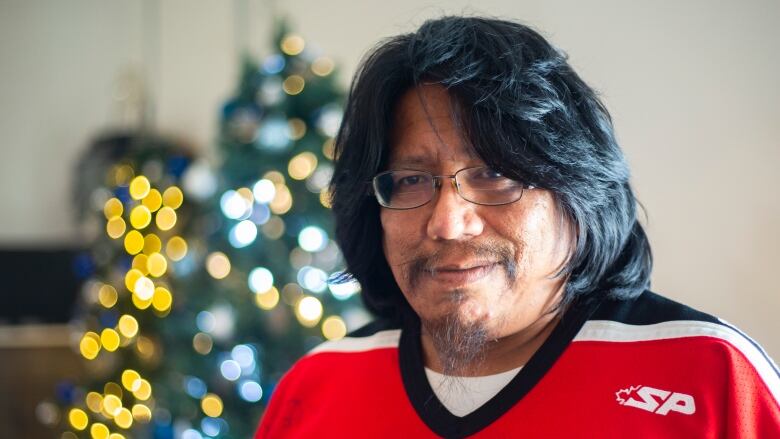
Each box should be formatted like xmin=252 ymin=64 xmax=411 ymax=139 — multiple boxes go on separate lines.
xmin=369 ymin=165 xmax=534 ymax=210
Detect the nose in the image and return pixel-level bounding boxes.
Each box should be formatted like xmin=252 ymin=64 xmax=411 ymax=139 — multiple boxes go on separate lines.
xmin=425 ymin=178 xmax=485 ymax=241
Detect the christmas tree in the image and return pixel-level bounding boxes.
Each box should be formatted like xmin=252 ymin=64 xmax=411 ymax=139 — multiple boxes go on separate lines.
xmin=48 ymin=23 xmax=367 ymax=439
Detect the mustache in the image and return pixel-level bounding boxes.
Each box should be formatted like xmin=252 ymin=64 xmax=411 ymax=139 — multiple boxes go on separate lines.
xmin=400 ymin=240 xmax=519 ymax=289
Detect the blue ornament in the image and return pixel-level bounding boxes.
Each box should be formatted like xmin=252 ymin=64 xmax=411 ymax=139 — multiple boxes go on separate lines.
xmin=114 ymin=186 xmax=131 ymax=203
xmin=72 ymin=252 xmax=94 ymax=279
xmin=166 ymin=155 xmax=190 ymax=179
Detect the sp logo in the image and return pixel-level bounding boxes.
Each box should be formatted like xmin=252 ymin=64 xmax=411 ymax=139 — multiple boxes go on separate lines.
xmin=615 ymin=385 xmax=696 ymax=416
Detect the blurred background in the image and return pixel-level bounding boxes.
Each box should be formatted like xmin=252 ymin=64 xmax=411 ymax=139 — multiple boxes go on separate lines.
xmin=1 ymin=0 xmax=778 ymax=438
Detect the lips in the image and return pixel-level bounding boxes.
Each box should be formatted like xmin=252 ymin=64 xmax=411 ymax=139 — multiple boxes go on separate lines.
xmin=431 ymin=263 xmax=497 ymax=285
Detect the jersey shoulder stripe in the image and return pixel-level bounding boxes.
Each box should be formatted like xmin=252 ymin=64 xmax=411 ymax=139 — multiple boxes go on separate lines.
xmin=307 ymin=328 xmax=401 ymax=356
xmin=575 ymin=318 xmax=780 ymax=409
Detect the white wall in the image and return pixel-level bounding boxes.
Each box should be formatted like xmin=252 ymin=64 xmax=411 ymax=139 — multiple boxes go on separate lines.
xmin=2 ymin=0 xmax=778 ymax=357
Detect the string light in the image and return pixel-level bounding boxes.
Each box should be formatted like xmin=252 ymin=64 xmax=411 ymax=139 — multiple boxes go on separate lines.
xmin=133 ymin=276 xmax=154 ymax=301
xmin=152 ymin=287 xmax=172 ymax=312
xmin=147 ymin=253 xmax=167 ymax=277
xmin=165 ymin=236 xmax=188 ymax=261
xmin=114 ymin=407 xmax=133 ymax=429
xmin=143 ymin=234 xmax=162 ymax=255
xmin=295 ymin=296 xmax=323 ymax=327
xmin=254 ymin=286 xmax=279 ymax=310
xmin=117 ymin=315 xmax=139 ymax=338
xmin=201 ymin=394 xmax=223 ymax=418
xmin=288 ymin=152 xmax=318 ymax=180
xmin=100 ymin=328 xmax=121 ymax=352
xmin=206 ymin=252 xmax=231 ymax=279
xmin=129 ymin=205 xmax=152 ymax=229
xmin=280 ymin=34 xmax=305 ymax=55
xmin=104 ymin=198 xmax=124 ymax=219
xmin=129 ymin=176 xmax=151 ymax=200
xmin=121 ymin=370 xmax=141 ymax=391
xmin=322 ymin=316 xmax=347 ymax=340
xmin=162 ymin=186 xmax=183 ymax=209
xmin=155 ymin=207 xmax=177 ymax=231
xmin=90 ymin=422 xmax=109 ymax=439
xmin=311 ymin=57 xmax=335 ymax=76
xmin=124 ymin=231 xmax=144 ymax=255
xmin=133 ymin=379 xmax=152 ymax=400
xmin=98 ymin=285 xmax=118 ymax=308
xmin=142 ymin=188 xmax=162 ymax=212
xmin=282 ymin=75 xmax=305 ymax=95
xmin=68 ymin=408 xmax=88 ymax=430
xmin=106 ymin=217 xmax=126 ymax=239
xmin=80 ymin=332 xmax=100 ymax=360
xmin=103 ymin=394 xmax=122 ymax=417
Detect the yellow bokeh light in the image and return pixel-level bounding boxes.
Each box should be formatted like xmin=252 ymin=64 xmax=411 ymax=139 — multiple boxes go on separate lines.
xmin=131 ymin=254 xmax=149 ymax=275
xmin=237 ymin=187 xmax=254 ymax=203
xmin=146 ymin=253 xmax=167 ymax=277
xmin=100 ymin=328 xmax=120 ymax=352
xmin=131 ymin=293 xmax=153 ymax=310
xmin=86 ymin=392 xmax=103 ymax=413
xmin=108 ymin=434 xmax=125 ymax=439
xmin=129 ymin=176 xmax=151 ymax=200
xmin=129 ymin=205 xmax=152 ymax=229
xmin=283 ymin=75 xmax=305 ymax=95
xmin=124 ymin=269 xmax=143 ymax=292
xmin=295 ymin=296 xmax=323 ymax=327
xmin=288 ymin=152 xmax=318 ymax=180
xmin=311 ymin=56 xmax=335 ymax=76
xmin=270 ymin=184 xmax=293 ymax=215
xmin=288 ymin=118 xmax=307 ymax=140
xmin=193 ymin=332 xmax=213 ymax=355
xmin=165 ymin=236 xmax=188 ymax=261
xmin=113 ymin=164 xmax=135 ymax=186
xmin=322 ymin=315 xmax=347 ymax=340
xmin=104 ymin=197 xmax=124 ymax=220
xmin=133 ymin=276 xmax=154 ymax=300
xmin=151 ymin=286 xmax=172 ymax=312
xmin=117 ymin=315 xmax=139 ymax=338
xmin=319 ymin=188 xmax=332 ymax=209
xmin=263 ymin=170 xmax=285 ymax=184
xmin=143 ymin=234 xmax=162 ymax=255
xmin=281 ymin=283 xmax=304 ymax=306
xmin=141 ymin=188 xmax=162 ymax=212
xmin=133 ymin=379 xmax=152 ymax=401
xmin=104 ymin=382 xmax=122 ymax=398
xmin=106 ymin=217 xmax=126 ymax=239
xmin=68 ymin=408 xmax=88 ymax=430
xmin=155 ymin=207 xmax=177 ymax=231
xmin=121 ymin=370 xmax=141 ymax=391
xmin=262 ymin=216 xmax=286 ymax=239
xmin=136 ymin=336 xmax=155 ymax=360
xmin=206 ymin=252 xmax=231 ymax=279
xmin=124 ymin=230 xmax=144 ymax=255
xmin=280 ymin=34 xmax=305 ymax=55
xmin=201 ymin=394 xmax=223 ymax=417
xmin=90 ymin=422 xmax=109 ymax=439
xmin=162 ymin=186 xmax=183 ymax=209
xmin=102 ymin=394 xmax=122 ymax=416
xmin=80 ymin=332 xmax=101 ymax=360
xmin=98 ymin=285 xmax=118 ymax=308
xmin=255 ymin=286 xmax=280 ymax=310
xmin=322 ymin=138 xmax=335 ymax=160
xmin=131 ymin=404 xmax=152 ymax=423
xmin=114 ymin=407 xmax=132 ymax=429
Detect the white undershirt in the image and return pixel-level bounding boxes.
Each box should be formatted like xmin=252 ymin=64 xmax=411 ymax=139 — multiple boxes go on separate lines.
xmin=424 ymin=366 xmax=523 ymax=417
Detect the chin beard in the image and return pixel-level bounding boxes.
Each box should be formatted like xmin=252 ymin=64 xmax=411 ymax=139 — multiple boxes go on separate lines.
xmin=422 ymin=307 xmax=490 ymax=377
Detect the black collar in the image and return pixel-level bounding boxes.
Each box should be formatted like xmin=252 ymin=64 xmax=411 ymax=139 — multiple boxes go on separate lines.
xmin=398 ymin=298 xmax=601 ymax=438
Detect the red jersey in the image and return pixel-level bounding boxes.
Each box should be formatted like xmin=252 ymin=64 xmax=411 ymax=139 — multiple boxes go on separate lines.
xmin=256 ymin=291 xmax=780 ymax=438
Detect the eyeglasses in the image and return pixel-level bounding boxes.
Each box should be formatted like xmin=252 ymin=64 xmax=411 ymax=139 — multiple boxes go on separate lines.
xmin=371 ymin=166 xmax=531 ymax=210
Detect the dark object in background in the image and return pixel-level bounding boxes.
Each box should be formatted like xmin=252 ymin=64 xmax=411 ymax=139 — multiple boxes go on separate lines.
xmin=0 ymin=247 xmax=83 ymax=324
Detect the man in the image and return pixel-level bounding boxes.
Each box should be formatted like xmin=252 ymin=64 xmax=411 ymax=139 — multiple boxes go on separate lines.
xmin=256 ymin=16 xmax=779 ymax=437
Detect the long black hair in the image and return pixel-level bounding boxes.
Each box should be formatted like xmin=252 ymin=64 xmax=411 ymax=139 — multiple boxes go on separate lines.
xmin=330 ymin=16 xmax=652 ymax=321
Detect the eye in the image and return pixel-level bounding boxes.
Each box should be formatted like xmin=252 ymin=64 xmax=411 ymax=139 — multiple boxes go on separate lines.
xmin=396 ymin=174 xmax=429 ymax=186
xmin=474 ymin=168 xmax=503 ymax=180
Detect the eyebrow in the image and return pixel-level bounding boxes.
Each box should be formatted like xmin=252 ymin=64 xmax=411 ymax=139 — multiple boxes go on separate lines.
xmin=387 ymin=155 xmax=434 ymax=168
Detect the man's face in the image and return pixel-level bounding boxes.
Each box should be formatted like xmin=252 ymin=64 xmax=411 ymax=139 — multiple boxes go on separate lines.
xmin=380 ymin=85 xmax=573 ymax=367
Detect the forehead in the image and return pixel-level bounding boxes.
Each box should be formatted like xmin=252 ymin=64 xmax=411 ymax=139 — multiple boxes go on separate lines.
xmin=388 ymin=85 xmax=479 ymax=167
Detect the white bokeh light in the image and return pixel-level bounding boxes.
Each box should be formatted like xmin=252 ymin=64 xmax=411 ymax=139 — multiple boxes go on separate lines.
xmin=297 ymin=266 xmax=328 ymax=293
xmin=298 ymin=296 xmax=323 ymax=322
xmin=328 ymin=275 xmax=362 ymax=300
xmin=231 ymin=344 xmax=255 ymax=369
xmin=196 ymin=311 xmax=216 ymax=333
xmin=248 ymin=267 xmax=274 ymax=293
xmin=252 ymin=179 xmax=276 ymax=204
xmin=239 ymin=381 xmax=263 ymax=402
xmin=298 ymin=226 xmax=328 ymax=252
xmin=220 ymin=190 xmax=250 ymax=219
xmin=229 ymin=220 xmax=258 ymax=248
xmin=220 ymin=359 xmax=242 ymax=381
